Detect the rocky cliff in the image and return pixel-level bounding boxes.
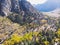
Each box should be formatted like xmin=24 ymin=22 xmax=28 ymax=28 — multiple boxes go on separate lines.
xmin=0 ymin=0 xmax=21 ymax=16
xmin=0 ymin=0 xmax=42 ymax=17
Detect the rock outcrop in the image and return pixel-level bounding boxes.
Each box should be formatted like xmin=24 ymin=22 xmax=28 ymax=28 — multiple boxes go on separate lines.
xmin=0 ymin=0 xmax=20 ymax=16
xmin=0 ymin=0 xmax=11 ymax=16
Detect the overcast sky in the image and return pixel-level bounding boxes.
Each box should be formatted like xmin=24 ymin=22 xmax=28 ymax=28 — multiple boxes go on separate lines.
xmin=27 ymin=0 xmax=47 ymax=4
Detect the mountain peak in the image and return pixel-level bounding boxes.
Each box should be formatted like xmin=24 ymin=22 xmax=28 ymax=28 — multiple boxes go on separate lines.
xmin=0 ymin=0 xmax=41 ymax=16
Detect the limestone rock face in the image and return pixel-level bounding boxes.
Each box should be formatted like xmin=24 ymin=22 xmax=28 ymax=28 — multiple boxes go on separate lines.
xmin=19 ymin=0 xmax=43 ymax=20
xmin=0 ymin=0 xmax=20 ymax=16
xmin=0 ymin=0 xmax=11 ymax=16
xmin=11 ymin=0 xmax=20 ymax=13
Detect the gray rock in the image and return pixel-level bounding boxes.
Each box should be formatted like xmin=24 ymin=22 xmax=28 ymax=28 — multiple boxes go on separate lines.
xmin=0 ymin=0 xmax=20 ymax=16
xmin=0 ymin=0 xmax=11 ymax=16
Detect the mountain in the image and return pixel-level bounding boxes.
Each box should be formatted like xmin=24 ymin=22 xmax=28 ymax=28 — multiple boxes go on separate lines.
xmin=34 ymin=0 xmax=60 ymax=12
xmin=51 ymin=8 xmax=60 ymax=14
xmin=0 ymin=0 xmax=59 ymax=44
xmin=0 ymin=0 xmax=43 ymax=43
xmin=43 ymin=8 xmax=60 ymax=17
xmin=0 ymin=0 xmax=44 ymax=26
xmin=0 ymin=0 xmax=42 ymax=16
xmin=34 ymin=4 xmax=57 ymax=12
xmin=0 ymin=0 xmax=44 ymax=24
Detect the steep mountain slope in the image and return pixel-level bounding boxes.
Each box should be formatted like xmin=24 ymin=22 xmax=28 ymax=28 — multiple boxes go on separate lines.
xmin=0 ymin=0 xmax=44 ymax=24
xmin=18 ymin=0 xmax=44 ymax=23
xmin=0 ymin=0 xmax=20 ymax=16
xmin=0 ymin=0 xmax=42 ymax=17
xmin=0 ymin=0 xmax=11 ymax=16
xmin=0 ymin=0 xmax=44 ymax=43
xmin=11 ymin=0 xmax=20 ymax=13
xmin=0 ymin=16 xmax=27 ymax=44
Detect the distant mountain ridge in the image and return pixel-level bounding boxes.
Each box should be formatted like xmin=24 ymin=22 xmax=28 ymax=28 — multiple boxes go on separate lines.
xmin=51 ymin=8 xmax=60 ymax=14
xmin=34 ymin=4 xmax=57 ymax=12
xmin=34 ymin=0 xmax=60 ymax=12
xmin=43 ymin=8 xmax=60 ymax=17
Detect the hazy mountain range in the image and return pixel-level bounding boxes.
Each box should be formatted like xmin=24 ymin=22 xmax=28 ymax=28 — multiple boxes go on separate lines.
xmin=43 ymin=8 xmax=60 ymax=17
xmin=33 ymin=0 xmax=60 ymax=12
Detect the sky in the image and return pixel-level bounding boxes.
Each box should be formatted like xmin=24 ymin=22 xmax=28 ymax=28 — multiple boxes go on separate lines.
xmin=27 ymin=0 xmax=60 ymax=6
xmin=27 ymin=0 xmax=47 ymax=5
